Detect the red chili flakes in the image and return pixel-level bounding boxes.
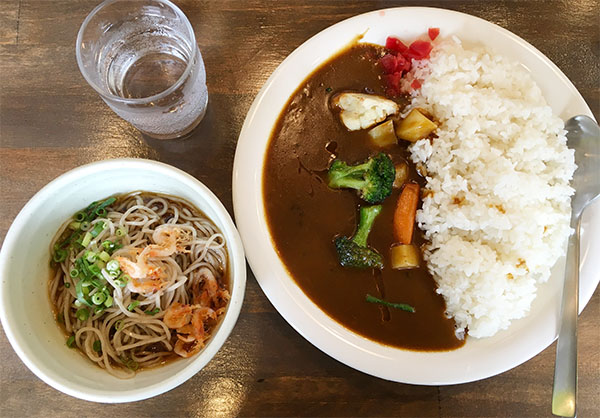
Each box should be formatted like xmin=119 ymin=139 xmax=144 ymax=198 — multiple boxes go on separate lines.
xmin=411 ymin=79 xmax=422 ymax=90
xmin=428 ymin=27 xmax=440 ymax=41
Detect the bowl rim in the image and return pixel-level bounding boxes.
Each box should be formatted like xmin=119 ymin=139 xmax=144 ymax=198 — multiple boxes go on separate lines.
xmin=232 ymin=6 xmax=598 ymax=385
xmin=0 ymin=158 xmax=246 ymax=403
xmin=75 ymin=0 xmax=199 ymax=105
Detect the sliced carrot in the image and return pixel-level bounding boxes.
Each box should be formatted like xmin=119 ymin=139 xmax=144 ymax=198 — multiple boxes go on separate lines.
xmin=393 ymin=183 xmax=420 ymax=244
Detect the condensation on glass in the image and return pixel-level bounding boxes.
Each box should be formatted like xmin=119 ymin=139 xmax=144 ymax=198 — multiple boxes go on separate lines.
xmin=76 ymin=0 xmax=208 ymax=139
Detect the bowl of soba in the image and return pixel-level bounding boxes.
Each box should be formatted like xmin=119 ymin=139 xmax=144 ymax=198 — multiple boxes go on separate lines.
xmin=0 ymin=158 xmax=246 ymax=403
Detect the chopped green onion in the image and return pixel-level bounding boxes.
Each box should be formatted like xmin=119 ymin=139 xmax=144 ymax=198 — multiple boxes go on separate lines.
xmin=115 ymin=227 xmax=127 ymax=237
xmin=66 ymin=335 xmax=76 ymax=348
xmin=93 ymin=340 xmax=102 ymax=352
xmin=119 ymin=355 xmax=138 ymax=371
xmin=88 ymin=264 xmax=101 ymax=276
xmin=108 ymin=270 xmax=120 ymax=278
xmin=75 ymin=280 xmax=92 ymax=307
xmin=74 ymin=300 xmax=82 ymax=308
xmin=95 ymin=261 xmax=106 ymax=270
xmin=365 ymin=294 xmax=415 ymax=313
xmin=92 ymin=292 xmax=106 ymax=305
xmin=76 ymin=308 xmax=89 ymax=321
xmin=56 ymin=228 xmax=82 ymax=251
xmin=94 ymin=305 xmax=105 ymax=314
xmin=82 ymin=202 xmax=99 ymax=221
xmin=81 ymin=231 xmax=92 ymax=247
xmin=64 ymin=282 xmax=71 ymax=288
xmin=125 ymin=359 xmax=138 ymax=371
xmin=96 ymin=197 xmax=116 ymax=211
xmin=90 ymin=221 xmax=105 ymax=238
xmin=90 ymin=278 xmax=103 ymax=288
xmin=113 ymin=243 xmax=123 ymax=252
xmin=81 ymin=198 xmax=114 ymax=223
xmin=106 ymin=260 xmax=120 ymax=272
xmin=74 ymin=212 xmax=86 ymax=222
xmin=144 ymin=308 xmax=160 ymax=316
xmin=69 ymin=269 xmax=79 ymax=278
xmin=56 ymin=312 xmax=65 ymax=324
xmin=127 ymin=301 xmax=140 ymax=311
xmin=75 ymin=257 xmax=85 ymax=273
xmin=114 ymin=320 xmax=124 ymax=331
xmin=85 ymin=251 xmax=97 ymax=263
xmin=68 ymin=221 xmax=81 ymax=230
xmin=98 ymin=251 xmax=111 ymax=262
xmin=114 ymin=274 xmax=130 ymax=288
xmin=53 ymin=249 xmax=67 ymax=263
xmin=104 ymin=295 xmax=113 ymax=308
xmin=80 ymin=221 xmax=91 ymax=231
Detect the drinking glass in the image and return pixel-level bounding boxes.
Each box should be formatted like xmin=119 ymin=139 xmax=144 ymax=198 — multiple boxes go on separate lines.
xmin=76 ymin=0 xmax=207 ymax=139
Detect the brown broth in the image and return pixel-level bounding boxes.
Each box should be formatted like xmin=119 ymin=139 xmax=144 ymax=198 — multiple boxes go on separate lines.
xmin=263 ymin=43 xmax=464 ymax=351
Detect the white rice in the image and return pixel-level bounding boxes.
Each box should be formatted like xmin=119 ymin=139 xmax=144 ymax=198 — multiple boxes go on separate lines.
xmin=406 ymin=37 xmax=576 ymax=338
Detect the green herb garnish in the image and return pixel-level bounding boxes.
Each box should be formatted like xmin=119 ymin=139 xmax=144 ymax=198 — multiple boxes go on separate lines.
xmin=119 ymin=355 xmax=139 ymax=371
xmin=365 ymin=294 xmax=415 ymax=313
xmin=127 ymin=301 xmax=140 ymax=312
xmin=76 ymin=308 xmax=90 ymax=321
xmin=66 ymin=335 xmax=76 ymax=348
xmin=144 ymin=308 xmax=160 ymax=316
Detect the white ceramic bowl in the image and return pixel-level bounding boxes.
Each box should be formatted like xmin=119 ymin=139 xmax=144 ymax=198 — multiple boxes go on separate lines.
xmin=233 ymin=7 xmax=599 ymax=385
xmin=0 ymin=158 xmax=246 ymax=402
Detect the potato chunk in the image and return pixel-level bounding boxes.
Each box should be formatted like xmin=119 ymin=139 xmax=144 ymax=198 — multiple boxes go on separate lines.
xmin=332 ymin=93 xmax=399 ymax=131
xmin=390 ymin=244 xmax=421 ymax=270
xmin=367 ymin=120 xmax=398 ymax=148
xmin=393 ymin=162 xmax=409 ymax=188
xmin=396 ymin=108 xmax=437 ymax=142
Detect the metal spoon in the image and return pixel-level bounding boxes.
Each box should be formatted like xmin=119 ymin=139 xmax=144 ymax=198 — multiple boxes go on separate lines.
xmin=552 ymin=115 xmax=600 ymax=417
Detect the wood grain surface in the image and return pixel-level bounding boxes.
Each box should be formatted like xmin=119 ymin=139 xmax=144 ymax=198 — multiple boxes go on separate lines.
xmin=1 ymin=1 xmax=598 ymax=417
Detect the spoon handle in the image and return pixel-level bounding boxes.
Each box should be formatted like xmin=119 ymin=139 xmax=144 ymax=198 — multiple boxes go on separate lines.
xmin=552 ymin=216 xmax=581 ymax=417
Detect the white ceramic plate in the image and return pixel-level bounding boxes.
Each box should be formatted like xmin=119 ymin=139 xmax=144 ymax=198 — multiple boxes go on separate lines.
xmin=232 ymin=7 xmax=599 ymax=384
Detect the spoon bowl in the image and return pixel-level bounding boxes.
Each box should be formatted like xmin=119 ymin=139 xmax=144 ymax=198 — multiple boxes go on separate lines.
xmin=566 ymin=116 xmax=600 ymax=215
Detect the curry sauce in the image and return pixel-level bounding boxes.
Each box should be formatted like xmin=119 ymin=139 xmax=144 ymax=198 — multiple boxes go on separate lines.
xmin=263 ymin=43 xmax=464 ymax=351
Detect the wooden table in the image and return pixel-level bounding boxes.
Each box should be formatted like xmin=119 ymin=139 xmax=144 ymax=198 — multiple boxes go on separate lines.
xmin=1 ymin=1 xmax=598 ymax=416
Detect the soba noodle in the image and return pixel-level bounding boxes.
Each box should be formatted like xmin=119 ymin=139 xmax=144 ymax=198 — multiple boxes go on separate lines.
xmin=49 ymin=192 xmax=229 ymax=378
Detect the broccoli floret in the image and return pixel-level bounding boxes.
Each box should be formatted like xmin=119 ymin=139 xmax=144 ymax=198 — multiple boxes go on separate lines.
xmin=327 ymin=153 xmax=395 ymax=204
xmin=334 ymin=205 xmax=383 ymax=269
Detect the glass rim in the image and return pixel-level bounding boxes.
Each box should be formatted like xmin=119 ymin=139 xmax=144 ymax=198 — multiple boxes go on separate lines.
xmin=75 ymin=0 xmax=198 ymax=105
